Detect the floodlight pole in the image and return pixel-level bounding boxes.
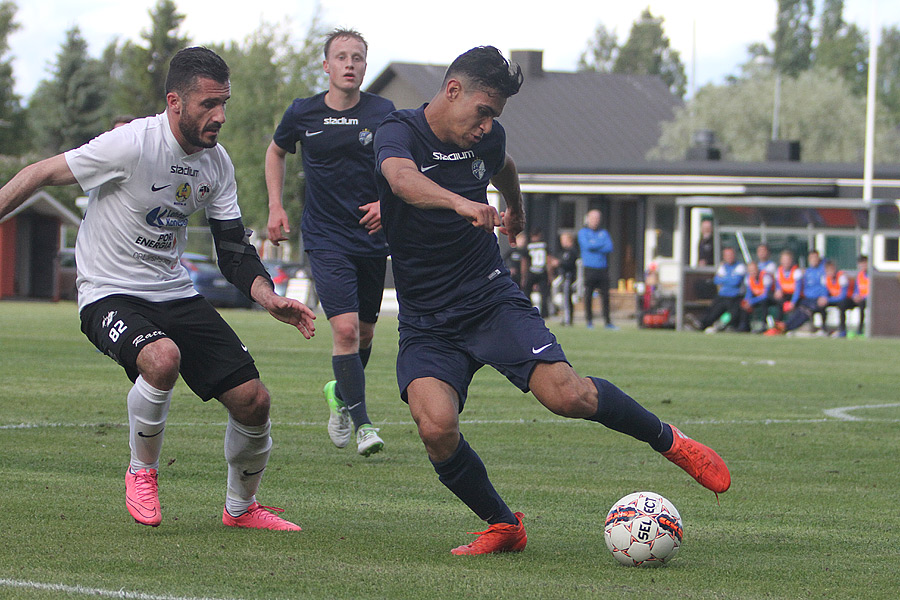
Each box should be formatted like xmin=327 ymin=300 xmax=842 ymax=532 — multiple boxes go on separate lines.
xmin=863 ymin=0 xmax=879 ymax=339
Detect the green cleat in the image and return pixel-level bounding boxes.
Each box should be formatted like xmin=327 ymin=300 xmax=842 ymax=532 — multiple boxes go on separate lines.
xmin=323 ymin=380 xmax=351 ymax=448
xmin=356 ymin=424 xmax=384 ymax=457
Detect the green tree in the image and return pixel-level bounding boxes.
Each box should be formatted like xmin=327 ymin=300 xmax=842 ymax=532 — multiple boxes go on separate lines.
xmin=27 ymin=27 xmax=111 ymax=155
xmin=0 ymin=0 xmax=26 ymax=154
xmin=612 ymin=8 xmax=686 ymax=98
xmin=578 ymin=23 xmax=618 ymax=72
xmin=213 ymin=15 xmax=328 ymax=232
xmin=813 ymin=0 xmax=868 ymax=95
xmin=648 ymin=66 xmax=900 ymax=163
xmin=108 ymin=0 xmax=189 ymax=118
xmin=773 ymin=0 xmax=814 ymax=76
xmin=878 ymin=26 xmax=900 ymax=127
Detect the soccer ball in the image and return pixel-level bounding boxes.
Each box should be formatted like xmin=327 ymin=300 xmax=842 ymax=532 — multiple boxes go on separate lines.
xmin=604 ymin=491 xmax=683 ymax=567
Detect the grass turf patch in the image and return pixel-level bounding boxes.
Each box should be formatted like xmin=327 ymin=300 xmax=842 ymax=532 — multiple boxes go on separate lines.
xmin=1 ymin=301 xmax=899 ymax=599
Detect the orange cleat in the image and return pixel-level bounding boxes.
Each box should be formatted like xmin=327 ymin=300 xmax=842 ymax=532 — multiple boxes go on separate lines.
xmin=450 ymin=512 xmax=527 ymax=555
xmin=764 ymin=322 xmax=786 ymax=336
xmin=662 ymin=426 xmax=731 ymax=494
xmin=125 ymin=466 xmax=161 ymax=527
xmin=222 ymin=502 xmax=301 ymax=531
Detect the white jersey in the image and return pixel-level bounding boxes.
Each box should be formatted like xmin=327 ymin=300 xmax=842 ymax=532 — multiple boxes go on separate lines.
xmin=65 ymin=112 xmax=241 ymax=312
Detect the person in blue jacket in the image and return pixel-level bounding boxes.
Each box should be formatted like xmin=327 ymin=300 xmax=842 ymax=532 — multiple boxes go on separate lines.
xmin=766 ymin=250 xmax=831 ymax=335
xmin=698 ymin=246 xmax=746 ymax=331
xmin=577 ymin=209 xmax=616 ymax=329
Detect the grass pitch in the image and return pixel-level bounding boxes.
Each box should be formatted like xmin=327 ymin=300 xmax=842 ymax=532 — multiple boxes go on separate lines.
xmin=1 ymin=300 xmax=899 ymax=599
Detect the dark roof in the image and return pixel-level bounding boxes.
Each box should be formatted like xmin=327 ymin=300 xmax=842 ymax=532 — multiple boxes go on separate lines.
xmin=367 ymin=61 xmax=680 ymax=173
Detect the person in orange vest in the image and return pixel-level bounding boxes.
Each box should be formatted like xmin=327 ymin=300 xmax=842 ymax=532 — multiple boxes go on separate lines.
xmin=848 ymin=255 xmax=869 ymax=337
xmin=772 ymin=249 xmax=801 ymax=322
xmin=738 ymin=261 xmax=773 ymax=333
xmin=823 ymin=259 xmax=851 ymax=337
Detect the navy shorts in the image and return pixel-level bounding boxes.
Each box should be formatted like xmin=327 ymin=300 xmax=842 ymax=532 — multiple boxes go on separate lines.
xmin=80 ymin=294 xmax=259 ymax=401
xmin=306 ymin=250 xmax=387 ymax=322
xmin=396 ymin=293 xmax=569 ymax=411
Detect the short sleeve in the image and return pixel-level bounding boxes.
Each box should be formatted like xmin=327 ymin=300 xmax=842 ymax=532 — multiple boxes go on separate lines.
xmin=272 ymin=100 xmax=303 ymax=154
xmin=64 ymin=126 xmax=140 ymax=192
xmin=204 ymin=146 xmax=242 ymax=221
xmin=374 ymin=119 xmax=417 ymax=172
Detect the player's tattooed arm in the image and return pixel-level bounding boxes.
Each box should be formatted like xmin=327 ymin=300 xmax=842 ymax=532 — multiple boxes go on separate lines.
xmin=0 ymin=155 xmax=77 ymax=221
xmin=380 ymin=156 xmax=500 ymax=232
xmin=491 ymin=153 xmax=525 ymax=245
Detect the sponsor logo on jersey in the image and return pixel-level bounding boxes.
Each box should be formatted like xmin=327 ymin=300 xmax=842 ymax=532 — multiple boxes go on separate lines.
xmin=135 ymin=232 xmax=175 ymax=250
xmin=472 ymin=159 xmax=486 ymax=180
xmin=132 ymin=251 xmax=178 ymax=268
xmin=151 ymin=183 xmax=171 ymax=192
xmin=432 ymin=150 xmax=475 ymax=161
xmin=175 ymin=183 xmax=191 ymax=204
xmin=197 ymin=182 xmax=211 ymax=202
xmin=305 ymin=130 xmax=323 ymax=137
xmin=146 ymin=206 xmax=188 ymax=228
xmin=358 ymin=129 xmax=373 ymax=146
xmin=170 ymin=165 xmax=200 ymax=177
xmin=323 ymin=116 xmax=359 ymax=125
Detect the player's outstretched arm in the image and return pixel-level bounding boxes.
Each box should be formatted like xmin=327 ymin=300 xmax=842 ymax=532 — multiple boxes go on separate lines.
xmin=264 ymin=141 xmax=291 ymax=246
xmin=491 ymin=154 xmax=525 ymax=245
xmin=251 ymin=276 xmax=316 ymax=339
xmin=381 ymin=156 xmax=499 ymax=232
xmin=0 ymin=155 xmax=77 ymax=221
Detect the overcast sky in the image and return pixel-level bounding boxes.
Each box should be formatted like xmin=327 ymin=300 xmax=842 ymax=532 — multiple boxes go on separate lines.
xmin=7 ymin=0 xmax=899 ymax=103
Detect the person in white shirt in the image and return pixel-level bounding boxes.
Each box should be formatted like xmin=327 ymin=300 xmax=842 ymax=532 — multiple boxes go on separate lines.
xmin=0 ymin=47 xmax=315 ymax=531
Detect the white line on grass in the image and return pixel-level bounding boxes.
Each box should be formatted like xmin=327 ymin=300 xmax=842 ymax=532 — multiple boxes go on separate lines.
xmin=3 ymin=402 xmax=900 ymax=431
xmin=0 ymin=578 xmax=244 ymax=600
xmin=822 ymin=402 xmax=900 ymax=421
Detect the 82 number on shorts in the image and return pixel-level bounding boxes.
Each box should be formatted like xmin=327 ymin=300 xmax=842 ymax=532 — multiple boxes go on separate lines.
xmin=108 ymin=320 xmax=127 ymax=342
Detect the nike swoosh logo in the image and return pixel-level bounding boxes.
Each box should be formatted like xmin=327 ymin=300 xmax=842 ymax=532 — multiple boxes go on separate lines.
xmin=151 ymin=184 xmax=171 ymax=192
xmin=420 ymin=164 xmax=438 ymax=173
xmin=305 ymin=130 xmax=323 ymax=137
xmin=347 ymin=402 xmax=362 ymax=411
xmin=241 ymin=344 xmax=248 ymax=352
xmin=126 ymin=497 xmax=158 ymax=518
xmin=532 ymin=343 xmax=552 ymax=354
xmin=137 ymin=429 xmax=164 ymax=438
xmin=242 ymin=467 xmax=265 ymax=477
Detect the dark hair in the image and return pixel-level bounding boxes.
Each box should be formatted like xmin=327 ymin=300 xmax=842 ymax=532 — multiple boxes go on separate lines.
xmin=165 ymin=47 xmax=230 ymax=97
xmin=324 ymin=28 xmax=368 ymax=59
xmin=858 ymin=254 xmax=868 ymax=262
xmin=444 ymin=46 xmax=523 ymax=98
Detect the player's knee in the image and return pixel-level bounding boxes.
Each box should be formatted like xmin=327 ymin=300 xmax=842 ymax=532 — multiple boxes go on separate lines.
xmin=358 ymin=327 xmax=375 ymax=349
xmin=331 ymin=320 xmax=360 ymax=349
xmin=226 ymin=380 xmax=270 ymax=426
xmin=136 ymin=338 xmax=181 ymax=389
xmin=543 ymin=379 xmax=596 ymax=418
xmin=416 ymin=419 xmax=458 ymax=458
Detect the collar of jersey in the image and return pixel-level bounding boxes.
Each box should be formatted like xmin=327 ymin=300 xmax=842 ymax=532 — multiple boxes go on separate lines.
xmin=159 ymin=112 xmax=204 ymax=161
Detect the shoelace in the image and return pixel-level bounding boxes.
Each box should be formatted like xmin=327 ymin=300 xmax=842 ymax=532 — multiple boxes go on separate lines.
xmin=248 ymin=504 xmax=286 ymax=518
xmin=132 ymin=471 xmax=158 ymax=503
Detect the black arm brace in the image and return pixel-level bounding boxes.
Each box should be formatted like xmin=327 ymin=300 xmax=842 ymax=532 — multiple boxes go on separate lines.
xmin=209 ymin=218 xmax=272 ymax=302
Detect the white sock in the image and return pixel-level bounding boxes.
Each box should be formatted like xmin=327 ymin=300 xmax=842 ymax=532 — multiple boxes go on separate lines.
xmin=127 ymin=376 xmax=172 ymax=471
xmin=224 ymin=415 xmax=272 ymax=516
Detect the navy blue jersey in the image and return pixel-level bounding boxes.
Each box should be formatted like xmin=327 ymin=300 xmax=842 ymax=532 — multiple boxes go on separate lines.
xmin=273 ymin=91 xmax=395 ymax=256
xmin=375 ymin=105 xmax=511 ymax=317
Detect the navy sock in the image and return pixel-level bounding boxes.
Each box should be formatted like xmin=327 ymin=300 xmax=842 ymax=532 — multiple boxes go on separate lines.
xmin=359 ymin=345 xmax=372 ymax=368
xmin=332 ymin=354 xmax=370 ymax=430
xmin=431 ymin=434 xmax=517 ymax=525
xmin=586 ymin=377 xmax=673 ymax=452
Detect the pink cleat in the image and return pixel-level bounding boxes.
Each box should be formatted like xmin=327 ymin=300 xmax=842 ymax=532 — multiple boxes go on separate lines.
xmin=222 ymin=502 xmax=302 ymax=531
xmin=125 ymin=467 xmax=161 ymax=527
